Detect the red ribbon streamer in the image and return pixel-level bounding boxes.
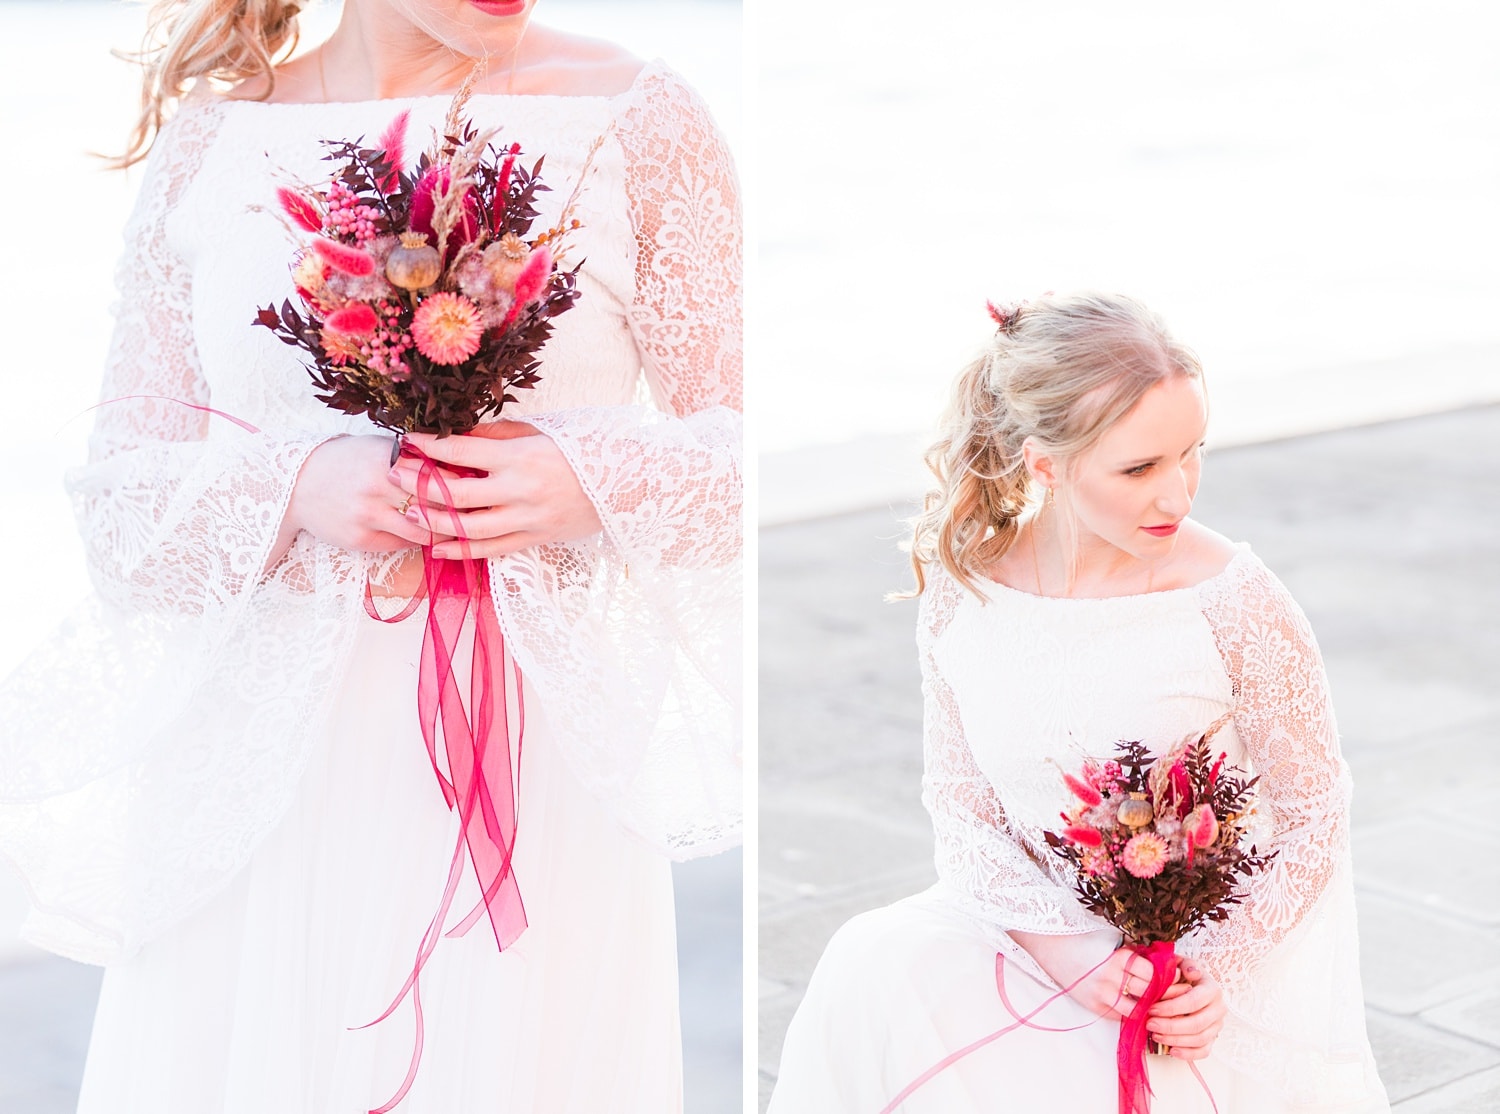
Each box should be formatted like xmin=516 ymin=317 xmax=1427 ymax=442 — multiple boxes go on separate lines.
xmin=358 ymin=443 xmax=527 ymax=1113
xmin=878 ymin=941 xmax=1218 ymax=1114
xmin=1118 ymin=940 xmax=1181 ymax=1114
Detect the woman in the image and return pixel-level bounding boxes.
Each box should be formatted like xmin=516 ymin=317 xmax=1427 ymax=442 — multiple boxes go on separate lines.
xmin=770 ymin=294 xmax=1387 ymax=1112
xmin=0 ymin=0 xmax=740 ymax=1110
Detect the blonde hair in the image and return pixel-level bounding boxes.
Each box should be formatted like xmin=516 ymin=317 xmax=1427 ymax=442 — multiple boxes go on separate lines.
xmin=112 ymin=0 xmax=307 ymax=169
xmin=908 ymin=292 xmax=1203 ymax=595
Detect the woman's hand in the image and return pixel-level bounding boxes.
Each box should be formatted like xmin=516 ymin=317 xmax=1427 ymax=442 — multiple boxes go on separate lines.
xmin=388 ymin=422 xmax=604 ymax=560
xmin=283 ymin=435 xmax=454 ymax=552
xmin=1066 ymin=945 xmax=1182 ymax=1021
xmin=1009 ymin=932 xmax=1174 ymax=1021
xmin=1145 ymin=958 xmax=1227 ymax=1061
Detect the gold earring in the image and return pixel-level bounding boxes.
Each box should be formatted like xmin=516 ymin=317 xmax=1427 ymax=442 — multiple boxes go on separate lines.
xmin=1047 ymin=486 xmax=1056 ymax=507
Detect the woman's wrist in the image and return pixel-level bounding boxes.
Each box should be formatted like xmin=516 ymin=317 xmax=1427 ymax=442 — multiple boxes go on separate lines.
xmin=1008 ymin=928 xmax=1120 ymax=989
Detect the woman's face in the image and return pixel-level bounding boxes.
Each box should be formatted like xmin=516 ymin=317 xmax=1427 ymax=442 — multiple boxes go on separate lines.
xmin=1059 ymin=374 xmax=1208 ymax=563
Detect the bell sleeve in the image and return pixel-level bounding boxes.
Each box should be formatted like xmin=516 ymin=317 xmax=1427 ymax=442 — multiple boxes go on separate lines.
xmin=918 ymin=568 xmax=1110 ymax=983
xmin=0 ymin=99 xmax=360 ymax=963
xmin=490 ymin=63 xmax=742 ymax=856
xmin=1187 ymin=553 xmax=1385 ymax=1105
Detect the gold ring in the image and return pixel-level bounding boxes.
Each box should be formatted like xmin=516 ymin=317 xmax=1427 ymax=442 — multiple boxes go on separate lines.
xmin=397 ymin=495 xmax=413 ymax=516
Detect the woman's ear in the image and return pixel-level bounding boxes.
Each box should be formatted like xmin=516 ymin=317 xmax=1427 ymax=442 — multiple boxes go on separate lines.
xmin=1021 ymin=437 xmax=1058 ymax=492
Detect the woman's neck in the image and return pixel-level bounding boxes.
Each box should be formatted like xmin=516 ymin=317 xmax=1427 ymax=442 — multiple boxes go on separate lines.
xmin=1027 ymin=512 xmax=1159 ymax=599
xmin=318 ymin=2 xmax=528 ymax=102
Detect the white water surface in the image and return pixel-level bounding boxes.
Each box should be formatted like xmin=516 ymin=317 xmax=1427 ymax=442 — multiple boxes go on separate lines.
xmin=758 ymin=0 xmax=1500 ymax=461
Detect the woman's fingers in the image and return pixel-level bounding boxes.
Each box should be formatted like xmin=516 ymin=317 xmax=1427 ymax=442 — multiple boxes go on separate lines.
xmin=405 ymin=503 xmax=523 ymax=541
xmin=1147 ymin=982 xmax=1194 ymax=1007
xmin=1147 ymin=981 xmax=1216 ymax=1018
xmin=368 ymin=496 xmax=458 ymax=548
xmin=429 ymin=532 xmax=546 ymax=561
xmin=467 ymin=420 xmax=541 ymax=441
xmin=388 ymin=464 xmax=498 ymax=510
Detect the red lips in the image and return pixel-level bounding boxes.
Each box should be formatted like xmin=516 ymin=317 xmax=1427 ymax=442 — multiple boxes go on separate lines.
xmin=1142 ymin=523 xmax=1180 ymax=537
xmin=468 ymin=0 xmax=528 ymax=16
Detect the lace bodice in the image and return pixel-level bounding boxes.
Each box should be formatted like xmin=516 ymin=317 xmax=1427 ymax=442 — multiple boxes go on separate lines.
xmin=0 ymin=62 xmax=741 ymax=964
xmin=920 ymin=545 xmax=1384 ymax=1105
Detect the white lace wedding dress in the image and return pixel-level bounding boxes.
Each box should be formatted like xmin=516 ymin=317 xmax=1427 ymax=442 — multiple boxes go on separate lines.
xmin=0 ymin=61 xmax=740 ymax=1112
xmin=771 ymin=547 xmax=1389 ymax=1113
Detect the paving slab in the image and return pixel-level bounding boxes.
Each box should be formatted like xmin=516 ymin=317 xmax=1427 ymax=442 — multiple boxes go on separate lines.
xmin=1393 ymin=1064 xmax=1500 ymax=1112
xmin=760 ymin=405 xmax=1500 ymax=1110
xmin=1365 ymin=1010 xmax=1500 ymax=1104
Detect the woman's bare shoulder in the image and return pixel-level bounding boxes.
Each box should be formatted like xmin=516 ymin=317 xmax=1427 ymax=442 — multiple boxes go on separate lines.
xmin=1162 ymin=520 xmax=1240 ymax=589
xmin=514 ymin=25 xmax=647 ymax=97
xmin=222 ymin=53 xmax=321 ymax=103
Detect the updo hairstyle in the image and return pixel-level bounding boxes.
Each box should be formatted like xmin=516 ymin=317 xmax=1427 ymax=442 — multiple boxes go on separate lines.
xmin=113 ymin=0 xmax=309 ymax=169
xmin=908 ymin=292 xmax=1203 ymax=595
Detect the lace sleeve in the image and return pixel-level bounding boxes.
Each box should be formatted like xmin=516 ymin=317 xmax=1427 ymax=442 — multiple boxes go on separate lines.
xmin=66 ymin=98 xmax=327 ymax=617
xmin=487 ymin=64 xmax=741 ymax=857
xmin=1191 ymin=555 xmax=1352 ymax=993
xmin=0 ymin=99 xmax=365 ymax=963
xmin=919 ymin=569 xmax=1105 ymax=941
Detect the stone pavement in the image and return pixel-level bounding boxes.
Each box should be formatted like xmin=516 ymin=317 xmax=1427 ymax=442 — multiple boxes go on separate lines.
xmin=760 ymin=405 xmax=1500 ymax=1111
xmin=0 ymin=852 xmax=741 ymax=1114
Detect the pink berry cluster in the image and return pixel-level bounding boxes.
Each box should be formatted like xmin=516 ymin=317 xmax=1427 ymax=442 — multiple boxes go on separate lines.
xmin=324 ymin=181 xmax=383 ymax=244
xmin=360 ymin=300 xmax=415 ymax=382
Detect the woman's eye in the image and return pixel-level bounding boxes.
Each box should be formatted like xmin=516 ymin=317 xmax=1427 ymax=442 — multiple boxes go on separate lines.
xmin=1125 ymin=463 xmax=1151 ymax=476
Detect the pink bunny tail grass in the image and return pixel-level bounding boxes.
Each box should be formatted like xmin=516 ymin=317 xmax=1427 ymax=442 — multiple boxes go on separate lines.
xmin=1063 ymin=825 xmax=1104 ymax=848
xmin=1064 ymin=772 xmax=1104 ymax=807
xmin=312 ymin=237 xmax=377 ymax=277
xmin=277 ymin=186 xmax=324 ymax=232
xmin=324 ymin=303 xmax=381 ymax=336
xmin=491 ymin=143 xmax=521 ymax=228
xmin=377 ymin=109 xmax=411 ymax=191
xmin=504 ymin=245 xmax=553 ymax=325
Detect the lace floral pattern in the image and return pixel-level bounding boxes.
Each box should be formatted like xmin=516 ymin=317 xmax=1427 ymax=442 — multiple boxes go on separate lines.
xmin=917 ymin=548 xmax=1384 ymax=1105
xmin=0 ymin=61 xmax=741 ymax=963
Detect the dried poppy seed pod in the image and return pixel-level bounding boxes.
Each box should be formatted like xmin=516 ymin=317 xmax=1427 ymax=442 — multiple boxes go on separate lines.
xmin=385 ymin=231 xmax=442 ymax=290
xmin=1117 ymin=794 xmax=1154 ymax=829
xmin=482 ymin=233 xmax=532 ymax=293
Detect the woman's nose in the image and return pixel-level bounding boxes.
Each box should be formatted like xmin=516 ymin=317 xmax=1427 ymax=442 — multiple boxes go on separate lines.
xmin=1157 ymin=468 xmax=1192 ymax=515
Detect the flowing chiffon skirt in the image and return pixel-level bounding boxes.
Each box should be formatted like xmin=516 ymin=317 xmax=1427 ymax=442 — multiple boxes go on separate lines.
xmin=770 ymin=888 xmax=1308 ymax=1114
xmin=76 ymin=608 xmax=681 ymax=1113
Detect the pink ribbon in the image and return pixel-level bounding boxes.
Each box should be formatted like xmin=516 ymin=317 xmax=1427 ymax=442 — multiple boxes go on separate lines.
xmin=878 ymin=942 xmax=1218 ymax=1114
xmin=358 ymin=443 xmax=527 ymax=1113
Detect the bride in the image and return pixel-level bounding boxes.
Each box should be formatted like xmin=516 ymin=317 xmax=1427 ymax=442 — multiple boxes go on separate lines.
xmin=769 ymin=293 xmax=1387 ymax=1112
xmin=0 ymin=1 xmax=740 ymax=1111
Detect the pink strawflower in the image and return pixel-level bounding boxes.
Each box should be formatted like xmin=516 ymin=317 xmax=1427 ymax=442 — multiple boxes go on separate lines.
xmin=411 ymin=293 xmax=484 ymax=365
xmin=1120 ymin=832 xmax=1169 ymax=879
xmin=312 ymin=237 xmax=376 ymax=277
xmin=1063 ymin=825 xmax=1103 ymax=849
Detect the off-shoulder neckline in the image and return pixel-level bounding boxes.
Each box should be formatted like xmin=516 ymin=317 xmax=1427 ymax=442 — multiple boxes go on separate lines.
xmin=972 ymin=543 xmax=1252 ymax=604
xmin=217 ymin=57 xmax=664 ymax=111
